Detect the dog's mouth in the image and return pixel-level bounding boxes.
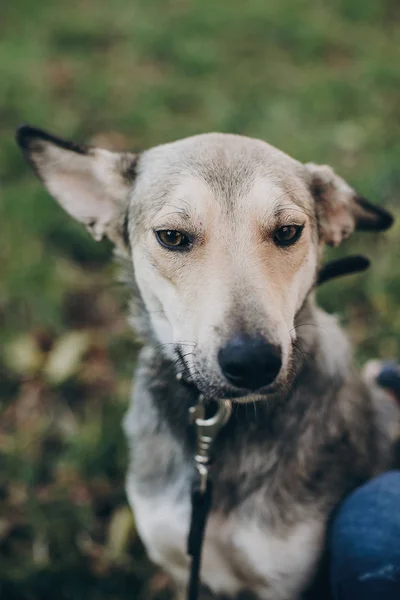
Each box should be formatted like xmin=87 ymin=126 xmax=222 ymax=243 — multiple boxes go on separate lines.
xmin=174 ymin=346 xmax=286 ymax=402
xmin=175 ymin=347 xmax=291 ymax=404
xmin=201 ymin=380 xmax=283 ymax=403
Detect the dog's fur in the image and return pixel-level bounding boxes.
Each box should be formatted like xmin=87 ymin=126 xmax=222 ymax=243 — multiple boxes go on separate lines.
xmin=17 ymin=126 xmax=397 ymax=600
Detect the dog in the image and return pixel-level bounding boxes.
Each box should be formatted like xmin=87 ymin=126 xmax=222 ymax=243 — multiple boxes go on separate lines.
xmin=17 ymin=125 xmax=398 ymax=600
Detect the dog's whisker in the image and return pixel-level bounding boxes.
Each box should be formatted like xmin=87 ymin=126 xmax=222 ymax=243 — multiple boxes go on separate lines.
xmin=290 ymin=323 xmax=337 ymax=335
xmin=274 ymin=202 xmax=317 ymax=221
xmin=253 ymin=400 xmax=258 ymax=419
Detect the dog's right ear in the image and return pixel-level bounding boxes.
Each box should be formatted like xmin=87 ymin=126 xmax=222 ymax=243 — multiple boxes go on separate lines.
xmin=16 ymin=125 xmax=138 ymax=247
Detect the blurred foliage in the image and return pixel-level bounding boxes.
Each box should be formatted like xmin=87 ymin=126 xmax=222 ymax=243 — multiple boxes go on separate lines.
xmin=0 ymin=0 xmax=399 ymax=598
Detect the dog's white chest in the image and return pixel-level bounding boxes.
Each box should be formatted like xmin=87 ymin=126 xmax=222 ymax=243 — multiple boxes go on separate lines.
xmin=128 ymin=485 xmax=324 ymax=600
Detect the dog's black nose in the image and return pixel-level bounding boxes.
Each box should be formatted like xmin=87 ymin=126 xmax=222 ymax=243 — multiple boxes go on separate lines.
xmin=218 ymin=335 xmax=282 ymax=390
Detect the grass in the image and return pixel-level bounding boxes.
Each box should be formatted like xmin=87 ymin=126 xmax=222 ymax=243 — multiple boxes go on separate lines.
xmin=0 ymin=1 xmax=399 ymax=598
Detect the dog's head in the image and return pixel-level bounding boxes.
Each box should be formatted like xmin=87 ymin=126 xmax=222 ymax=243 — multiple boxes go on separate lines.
xmin=17 ymin=126 xmax=393 ymax=400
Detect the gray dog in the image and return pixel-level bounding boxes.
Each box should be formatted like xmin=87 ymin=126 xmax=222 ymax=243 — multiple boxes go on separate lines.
xmin=17 ymin=126 xmax=398 ymax=600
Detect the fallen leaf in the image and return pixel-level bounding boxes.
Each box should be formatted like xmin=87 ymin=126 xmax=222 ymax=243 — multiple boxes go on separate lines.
xmin=4 ymin=335 xmax=43 ymax=376
xmin=43 ymin=331 xmax=91 ymax=385
xmin=106 ymin=505 xmax=135 ymax=560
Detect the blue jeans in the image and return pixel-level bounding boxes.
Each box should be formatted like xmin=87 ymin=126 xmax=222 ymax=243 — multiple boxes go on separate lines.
xmin=330 ymin=471 xmax=400 ymax=599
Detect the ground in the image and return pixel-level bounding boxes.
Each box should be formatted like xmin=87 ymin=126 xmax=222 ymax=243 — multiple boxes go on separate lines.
xmin=0 ymin=1 xmax=399 ymax=598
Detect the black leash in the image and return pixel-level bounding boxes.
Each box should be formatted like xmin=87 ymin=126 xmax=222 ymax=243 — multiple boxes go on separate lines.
xmin=186 ymin=397 xmax=231 ymax=600
xmin=187 ymin=477 xmax=213 ymax=600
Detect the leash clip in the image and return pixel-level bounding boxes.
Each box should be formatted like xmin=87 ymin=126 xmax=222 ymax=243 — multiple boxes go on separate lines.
xmin=189 ymin=396 xmax=232 ymax=493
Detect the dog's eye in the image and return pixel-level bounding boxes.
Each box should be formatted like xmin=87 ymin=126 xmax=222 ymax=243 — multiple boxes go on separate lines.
xmin=274 ymin=225 xmax=303 ymax=247
xmin=155 ymin=230 xmax=192 ymax=250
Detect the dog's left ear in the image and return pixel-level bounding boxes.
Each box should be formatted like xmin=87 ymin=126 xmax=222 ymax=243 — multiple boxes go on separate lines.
xmin=16 ymin=125 xmax=138 ymax=247
xmin=305 ymin=162 xmax=393 ymax=247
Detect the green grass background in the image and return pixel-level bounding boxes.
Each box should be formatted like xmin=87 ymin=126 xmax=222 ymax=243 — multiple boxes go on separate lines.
xmin=0 ymin=1 xmax=399 ymax=598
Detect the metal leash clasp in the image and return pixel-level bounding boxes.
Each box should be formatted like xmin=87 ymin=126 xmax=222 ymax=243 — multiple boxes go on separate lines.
xmin=189 ymin=396 xmax=232 ymax=493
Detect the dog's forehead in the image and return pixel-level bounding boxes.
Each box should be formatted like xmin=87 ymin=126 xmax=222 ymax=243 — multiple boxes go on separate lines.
xmin=131 ymin=133 xmax=311 ymax=224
